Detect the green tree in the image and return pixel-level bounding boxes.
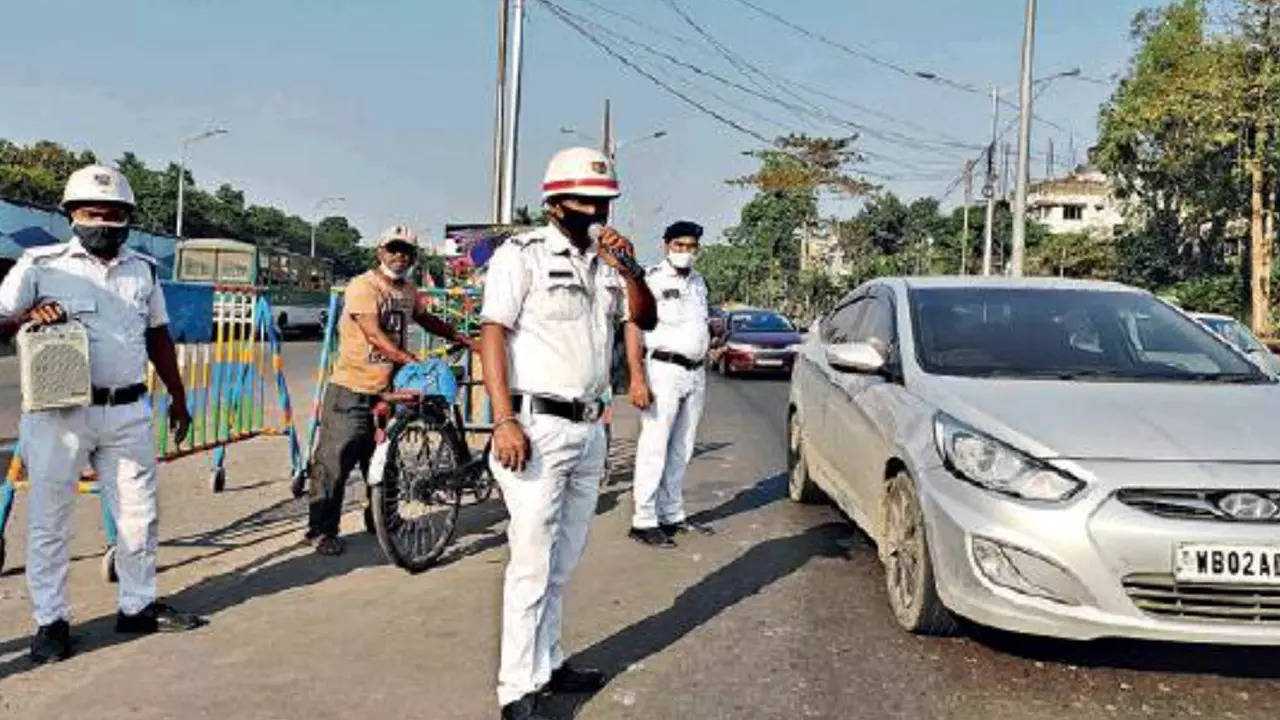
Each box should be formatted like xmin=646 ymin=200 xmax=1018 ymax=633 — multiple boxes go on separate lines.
xmin=0 ymin=140 xmax=96 ymax=206
xmin=1096 ymin=0 xmax=1280 ymax=332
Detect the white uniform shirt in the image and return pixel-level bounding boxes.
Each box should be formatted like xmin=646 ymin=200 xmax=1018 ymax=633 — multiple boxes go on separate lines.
xmin=0 ymin=238 xmax=168 ymax=388
xmin=481 ymin=223 xmax=626 ymax=402
xmin=643 ymin=260 xmax=710 ymax=361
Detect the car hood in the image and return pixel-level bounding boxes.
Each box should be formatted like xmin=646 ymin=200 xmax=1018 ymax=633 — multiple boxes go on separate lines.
xmin=729 ymin=330 xmax=801 ymax=346
xmin=923 ymin=375 xmax=1280 ymax=462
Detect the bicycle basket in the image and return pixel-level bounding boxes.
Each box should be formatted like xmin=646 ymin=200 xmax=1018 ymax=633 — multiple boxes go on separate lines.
xmin=394 ymin=359 xmax=459 ymax=405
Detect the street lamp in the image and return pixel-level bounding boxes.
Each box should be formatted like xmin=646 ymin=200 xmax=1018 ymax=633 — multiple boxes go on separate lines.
xmin=310 ymin=196 xmax=346 ymax=258
xmin=559 ymin=127 xmax=669 ymax=159
xmin=175 ymin=127 xmax=228 ymax=238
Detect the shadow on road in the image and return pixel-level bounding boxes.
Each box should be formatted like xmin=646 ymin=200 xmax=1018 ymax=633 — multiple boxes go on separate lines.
xmin=0 ymin=529 xmax=384 ymax=682
xmin=968 ymin=624 xmax=1280 ymax=679
xmin=551 ymin=521 xmax=853 ymax=718
xmin=687 ymin=472 xmax=786 ymax=526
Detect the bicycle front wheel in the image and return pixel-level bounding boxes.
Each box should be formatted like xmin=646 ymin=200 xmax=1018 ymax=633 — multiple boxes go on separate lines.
xmin=371 ymin=416 xmax=464 ymax=572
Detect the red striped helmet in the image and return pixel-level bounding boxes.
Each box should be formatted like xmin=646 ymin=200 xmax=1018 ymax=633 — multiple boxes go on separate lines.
xmin=541 ymin=146 xmax=621 ymax=200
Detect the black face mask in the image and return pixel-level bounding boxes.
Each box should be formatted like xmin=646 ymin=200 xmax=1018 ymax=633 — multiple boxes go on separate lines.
xmin=73 ymin=223 xmax=130 ymax=255
xmin=555 ymin=205 xmax=608 ymax=241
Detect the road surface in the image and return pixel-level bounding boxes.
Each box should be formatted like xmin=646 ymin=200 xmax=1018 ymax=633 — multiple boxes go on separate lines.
xmin=2 ymin=368 xmax=1280 ymax=719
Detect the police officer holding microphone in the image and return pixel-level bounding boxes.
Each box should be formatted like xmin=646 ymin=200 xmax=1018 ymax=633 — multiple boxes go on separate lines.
xmin=480 ymin=147 xmax=656 ymax=720
xmin=0 ymin=165 xmax=203 ymax=665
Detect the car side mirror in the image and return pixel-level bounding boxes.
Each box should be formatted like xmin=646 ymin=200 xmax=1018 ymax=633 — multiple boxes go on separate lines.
xmin=825 ymin=341 xmax=887 ymax=374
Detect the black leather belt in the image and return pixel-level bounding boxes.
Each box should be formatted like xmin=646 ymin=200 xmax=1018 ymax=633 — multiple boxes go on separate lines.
xmin=91 ymin=383 xmax=147 ymax=406
xmin=650 ymin=349 xmax=704 ymax=370
xmin=512 ymin=395 xmax=605 ymax=423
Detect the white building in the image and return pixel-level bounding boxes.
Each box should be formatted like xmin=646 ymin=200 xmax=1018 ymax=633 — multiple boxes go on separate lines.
xmin=1027 ymin=167 xmax=1124 ymax=237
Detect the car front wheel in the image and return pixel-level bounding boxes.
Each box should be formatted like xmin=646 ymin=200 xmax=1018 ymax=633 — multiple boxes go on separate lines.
xmin=787 ymin=410 xmax=824 ymax=504
xmin=882 ymin=471 xmax=958 ymax=636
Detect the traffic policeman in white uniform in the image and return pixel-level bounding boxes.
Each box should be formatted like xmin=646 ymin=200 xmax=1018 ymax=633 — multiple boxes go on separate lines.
xmin=625 ymin=221 xmax=713 ymax=547
xmin=0 ymin=166 xmax=203 ymax=664
xmin=480 ymin=147 xmax=656 ymax=720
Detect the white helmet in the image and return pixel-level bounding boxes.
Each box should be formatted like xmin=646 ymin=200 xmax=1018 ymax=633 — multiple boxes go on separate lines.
xmin=61 ymin=165 xmax=136 ymax=211
xmin=541 ymin=146 xmax=620 ymax=200
xmin=378 ymin=224 xmax=418 ymax=248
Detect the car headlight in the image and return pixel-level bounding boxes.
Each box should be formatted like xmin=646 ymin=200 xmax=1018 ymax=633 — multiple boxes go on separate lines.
xmin=933 ymin=413 xmax=1083 ymax=502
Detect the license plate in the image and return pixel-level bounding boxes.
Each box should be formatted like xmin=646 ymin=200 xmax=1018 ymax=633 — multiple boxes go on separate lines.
xmin=1174 ymin=544 xmax=1280 ymax=585
xmin=756 ymin=359 xmax=784 ymax=367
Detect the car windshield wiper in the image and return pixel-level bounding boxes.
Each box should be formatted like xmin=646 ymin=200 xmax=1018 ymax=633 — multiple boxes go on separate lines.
xmin=1181 ymin=372 xmax=1270 ymax=384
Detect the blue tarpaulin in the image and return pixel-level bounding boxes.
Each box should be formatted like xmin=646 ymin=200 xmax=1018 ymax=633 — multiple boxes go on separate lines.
xmin=0 ymin=198 xmax=176 ymax=278
xmin=160 ymin=282 xmax=215 ymax=343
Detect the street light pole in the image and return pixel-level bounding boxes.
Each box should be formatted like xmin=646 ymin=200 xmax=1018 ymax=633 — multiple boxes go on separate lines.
xmin=961 ymin=160 xmax=973 ymax=275
xmin=1010 ymin=0 xmax=1038 ymax=277
xmin=175 ymin=128 xmax=228 ymax=238
xmin=310 ymin=196 xmax=346 ymax=258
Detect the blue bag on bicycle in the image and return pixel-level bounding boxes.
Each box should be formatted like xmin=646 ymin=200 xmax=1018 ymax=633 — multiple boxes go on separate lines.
xmin=393 ymin=360 xmax=459 ymax=405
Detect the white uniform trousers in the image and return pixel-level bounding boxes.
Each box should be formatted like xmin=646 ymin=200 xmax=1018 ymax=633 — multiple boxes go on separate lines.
xmin=491 ymin=411 xmax=606 ymax=706
xmin=630 ymin=359 xmax=706 ymax=529
xmin=22 ymin=401 xmax=158 ymax=625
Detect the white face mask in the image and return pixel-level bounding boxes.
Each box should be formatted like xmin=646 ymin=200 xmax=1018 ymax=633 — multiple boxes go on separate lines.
xmin=380 ymin=262 xmax=410 ymax=281
xmin=668 ymin=252 xmax=694 ymax=270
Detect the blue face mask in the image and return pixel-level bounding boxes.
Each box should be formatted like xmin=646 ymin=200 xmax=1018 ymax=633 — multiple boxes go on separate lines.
xmin=73 ymin=222 xmax=129 ymax=255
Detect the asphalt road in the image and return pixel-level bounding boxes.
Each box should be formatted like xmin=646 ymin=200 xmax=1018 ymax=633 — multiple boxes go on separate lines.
xmin=2 ymin=366 xmax=1280 ymax=719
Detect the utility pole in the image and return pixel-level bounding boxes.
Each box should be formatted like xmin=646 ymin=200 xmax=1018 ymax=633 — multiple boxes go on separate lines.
xmin=499 ymin=0 xmax=525 ymax=225
xmin=1047 ymin=138 xmax=1055 ymax=179
xmin=1010 ymin=0 xmax=1038 ymax=277
xmin=982 ymin=86 xmax=999 ymax=276
xmin=602 ymin=99 xmax=614 ymax=158
xmin=961 ymin=160 xmax=973 ymax=275
xmin=1001 ymin=142 xmax=1011 ymax=200
xmin=491 ymin=0 xmax=509 ymax=223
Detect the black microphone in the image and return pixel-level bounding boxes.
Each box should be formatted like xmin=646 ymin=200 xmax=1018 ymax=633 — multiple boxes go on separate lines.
xmin=588 ymin=223 xmax=646 ymax=279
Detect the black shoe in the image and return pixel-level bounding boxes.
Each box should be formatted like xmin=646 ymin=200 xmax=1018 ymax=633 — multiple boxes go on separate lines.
xmin=29 ymin=619 xmax=72 ymax=664
xmin=629 ymin=526 xmax=676 ymax=548
xmin=116 ymin=602 xmax=207 ymax=634
xmin=501 ymin=693 xmax=550 ymax=720
xmin=548 ymin=663 xmax=607 ymax=693
xmin=661 ymin=520 xmax=716 ymax=537
xmin=312 ymin=535 xmax=345 ymax=557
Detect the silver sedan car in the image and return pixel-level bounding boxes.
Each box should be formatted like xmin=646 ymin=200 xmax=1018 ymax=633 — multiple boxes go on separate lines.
xmin=788 ymin=277 xmax=1280 ymax=644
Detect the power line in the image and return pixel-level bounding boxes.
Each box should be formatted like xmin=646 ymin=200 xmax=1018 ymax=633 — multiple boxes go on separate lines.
xmin=545 ymin=0 xmax=973 ymax=171
xmin=727 ymin=0 xmax=1071 ymax=133
xmin=535 ymin=0 xmax=900 ymax=182
xmin=566 ymin=0 xmax=982 ymax=159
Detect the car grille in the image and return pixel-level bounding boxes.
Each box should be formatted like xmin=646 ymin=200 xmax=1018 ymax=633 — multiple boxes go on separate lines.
xmin=1116 ymin=488 xmax=1280 ymax=522
xmin=1123 ymin=573 xmax=1280 ymax=623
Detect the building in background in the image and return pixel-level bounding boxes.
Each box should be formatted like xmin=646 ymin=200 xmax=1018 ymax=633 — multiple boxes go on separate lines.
xmin=797 ymin=220 xmax=849 ymax=278
xmin=1027 ymin=167 xmax=1124 ymax=237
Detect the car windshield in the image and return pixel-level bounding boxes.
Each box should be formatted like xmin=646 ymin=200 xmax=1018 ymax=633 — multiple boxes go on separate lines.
xmin=733 ymin=312 xmax=794 ymax=332
xmin=909 ymin=288 xmax=1270 ymax=383
xmin=1201 ymin=317 xmax=1268 ymax=354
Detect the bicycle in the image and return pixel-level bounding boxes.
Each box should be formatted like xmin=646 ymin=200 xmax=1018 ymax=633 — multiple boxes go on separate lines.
xmin=365 ymin=349 xmax=493 ymax=572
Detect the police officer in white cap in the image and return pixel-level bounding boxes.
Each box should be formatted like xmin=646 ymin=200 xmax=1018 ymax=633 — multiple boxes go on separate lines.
xmin=480 ymin=147 xmax=656 ymax=720
xmin=625 ymin=221 xmax=714 ymax=547
xmin=0 ymin=165 xmax=202 ymax=664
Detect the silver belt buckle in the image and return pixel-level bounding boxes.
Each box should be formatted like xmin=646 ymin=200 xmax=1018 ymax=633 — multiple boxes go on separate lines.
xmin=581 ymin=400 xmax=602 ymax=423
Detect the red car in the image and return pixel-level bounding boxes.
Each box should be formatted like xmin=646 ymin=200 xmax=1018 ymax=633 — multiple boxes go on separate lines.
xmin=715 ymin=309 xmax=803 ymax=376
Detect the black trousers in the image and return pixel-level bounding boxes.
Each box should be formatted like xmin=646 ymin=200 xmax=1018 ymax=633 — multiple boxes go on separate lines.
xmin=308 ymin=384 xmax=378 ymax=538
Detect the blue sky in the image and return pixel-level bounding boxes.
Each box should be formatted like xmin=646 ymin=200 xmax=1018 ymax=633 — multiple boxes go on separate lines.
xmin=1 ymin=0 xmax=1149 ymax=262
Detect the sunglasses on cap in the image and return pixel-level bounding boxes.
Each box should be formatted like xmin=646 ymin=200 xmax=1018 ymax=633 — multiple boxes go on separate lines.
xmin=382 ymin=241 xmax=418 ymax=257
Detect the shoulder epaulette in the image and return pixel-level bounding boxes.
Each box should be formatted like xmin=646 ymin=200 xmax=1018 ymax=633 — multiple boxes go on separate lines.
xmin=26 ymin=243 xmax=71 ymax=264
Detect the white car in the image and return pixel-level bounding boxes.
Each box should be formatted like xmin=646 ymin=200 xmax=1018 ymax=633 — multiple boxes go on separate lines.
xmin=789 ymin=277 xmax=1280 ymax=644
